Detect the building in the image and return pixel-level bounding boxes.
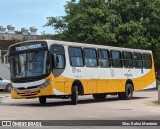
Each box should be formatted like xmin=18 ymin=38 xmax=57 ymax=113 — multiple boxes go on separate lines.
xmin=0 ymin=25 xmax=55 ymax=64
xmin=0 ymin=25 xmax=56 ymax=79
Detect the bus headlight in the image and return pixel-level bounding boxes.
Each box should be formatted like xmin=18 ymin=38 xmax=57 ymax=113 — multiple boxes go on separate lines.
xmin=39 ymin=79 xmax=51 ymax=89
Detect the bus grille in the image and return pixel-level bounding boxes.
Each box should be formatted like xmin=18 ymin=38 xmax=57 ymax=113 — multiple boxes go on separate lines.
xmin=18 ymin=90 xmax=40 ymax=96
xmin=17 ymin=86 xmax=39 ymax=90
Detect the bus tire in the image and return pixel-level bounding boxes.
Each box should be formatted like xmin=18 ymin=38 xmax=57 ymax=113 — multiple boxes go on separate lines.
xmin=39 ymin=97 xmax=46 ymax=104
xmin=118 ymin=93 xmax=123 ymax=100
xmin=122 ymin=84 xmax=133 ymax=100
xmin=92 ymin=94 xmax=106 ymax=100
xmin=71 ymin=86 xmax=78 ymax=105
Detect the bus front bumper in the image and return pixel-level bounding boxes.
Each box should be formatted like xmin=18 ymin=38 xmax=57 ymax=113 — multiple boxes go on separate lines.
xmin=11 ymin=79 xmax=53 ymax=99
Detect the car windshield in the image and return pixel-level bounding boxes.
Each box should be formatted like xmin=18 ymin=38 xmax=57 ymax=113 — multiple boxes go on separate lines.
xmin=10 ymin=51 xmax=50 ymax=79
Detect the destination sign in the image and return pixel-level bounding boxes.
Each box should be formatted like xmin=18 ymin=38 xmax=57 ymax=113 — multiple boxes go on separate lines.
xmin=15 ymin=44 xmax=42 ymax=51
xmin=9 ymin=41 xmax=48 ymax=56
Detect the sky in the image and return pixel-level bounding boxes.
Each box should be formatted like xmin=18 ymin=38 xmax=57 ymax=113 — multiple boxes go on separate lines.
xmin=0 ymin=0 xmax=67 ymax=35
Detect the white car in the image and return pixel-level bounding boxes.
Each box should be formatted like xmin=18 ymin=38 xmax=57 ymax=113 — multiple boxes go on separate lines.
xmin=0 ymin=77 xmax=11 ymax=92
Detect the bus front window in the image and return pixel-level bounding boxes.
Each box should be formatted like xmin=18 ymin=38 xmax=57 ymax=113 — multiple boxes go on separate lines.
xmin=10 ymin=51 xmax=50 ymax=79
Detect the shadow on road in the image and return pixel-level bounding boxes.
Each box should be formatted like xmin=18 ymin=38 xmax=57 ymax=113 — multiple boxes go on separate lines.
xmin=0 ymin=90 xmax=10 ymax=94
xmin=2 ymin=96 xmax=149 ymax=107
xmin=152 ymin=101 xmax=160 ymax=105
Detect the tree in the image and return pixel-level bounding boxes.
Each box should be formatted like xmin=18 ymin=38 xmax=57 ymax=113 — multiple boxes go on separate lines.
xmin=46 ymin=0 xmax=117 ymax=45
xmin=45 ymin=0 xmax=160 ymax=68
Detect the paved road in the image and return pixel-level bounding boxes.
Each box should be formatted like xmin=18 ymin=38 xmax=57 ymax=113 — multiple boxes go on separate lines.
xmin=0 ymin=89 xmax=160 ymax=129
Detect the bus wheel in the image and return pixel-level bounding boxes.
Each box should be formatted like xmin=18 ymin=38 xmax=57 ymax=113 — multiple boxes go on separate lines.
xmin=71 ymin=86 xmax=78 ymax=105
xmin=118 ymin=93 xmax=123 ymax=100
xmin=122 ymin=84 xmax=133 ymax=100
xmin=39 ymin=97 xmax=46 ymax=104
xmin=92 ymin=94 xmax=106 ymax=100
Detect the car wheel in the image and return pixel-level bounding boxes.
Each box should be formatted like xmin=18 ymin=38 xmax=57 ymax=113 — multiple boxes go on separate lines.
xmin=6 ymin=83 xmax=11 ymax=92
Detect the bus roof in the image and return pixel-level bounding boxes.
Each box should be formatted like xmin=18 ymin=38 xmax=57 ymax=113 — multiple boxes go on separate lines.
xmin=9 ymin=39 xmax=152 ymax=53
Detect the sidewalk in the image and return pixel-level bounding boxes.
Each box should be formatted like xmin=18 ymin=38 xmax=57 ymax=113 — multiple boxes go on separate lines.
xmin=0 ymin=62 xmax=10 ymax=80
xmin=0 ymin=92 xmax=10 ymax=98
xmin=0 ymin=92 xmax=10 ymax=104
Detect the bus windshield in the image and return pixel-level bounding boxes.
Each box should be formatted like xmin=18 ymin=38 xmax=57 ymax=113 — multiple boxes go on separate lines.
xmin=10 ymin=50 xmax=50 ymax=79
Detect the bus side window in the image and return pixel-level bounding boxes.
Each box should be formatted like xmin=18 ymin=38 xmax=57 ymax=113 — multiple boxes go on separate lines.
xmin=97 ymin=49 xmax=111 ymax=68
xmin=84 ymin=48 xmax=97 ymax=67
xmin=111 ymin=50 xmax=123 ymax=68
xmin=123 ymin=51 xmax=133 ymax=68
xmin=68 ymin=47 xmax=84 ymax=67
xmin=133 ymin=53 xmax=143 ymax=68
xmin=143 ymin=53 xmax=152 ymax=69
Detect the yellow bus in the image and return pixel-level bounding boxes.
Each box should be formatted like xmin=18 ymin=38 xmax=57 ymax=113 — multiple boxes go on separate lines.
xmin=9 ymin=40 xmax=156 ymax=105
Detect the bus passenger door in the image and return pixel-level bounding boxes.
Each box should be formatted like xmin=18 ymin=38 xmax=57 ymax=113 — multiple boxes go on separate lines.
xmin=50 ymin=45 xmax=66 ymax=94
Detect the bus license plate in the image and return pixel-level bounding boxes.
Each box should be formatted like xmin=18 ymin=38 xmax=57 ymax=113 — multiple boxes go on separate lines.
xmin=25 ymin=91 xmax=32 ymax=95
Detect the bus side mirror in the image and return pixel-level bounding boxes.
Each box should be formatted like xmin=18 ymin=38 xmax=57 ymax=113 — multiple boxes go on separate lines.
xmin=56 ymin=56 xmax=59 ymax=63
xmin=51 ymin=54 xmax=59 ymax=68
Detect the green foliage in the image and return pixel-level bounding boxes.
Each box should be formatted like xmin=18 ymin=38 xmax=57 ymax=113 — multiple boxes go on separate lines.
xmin=115 ymin=21 xmax=147 ymax=48
xmin=45 ymin=0 xmax=160 ymax=69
